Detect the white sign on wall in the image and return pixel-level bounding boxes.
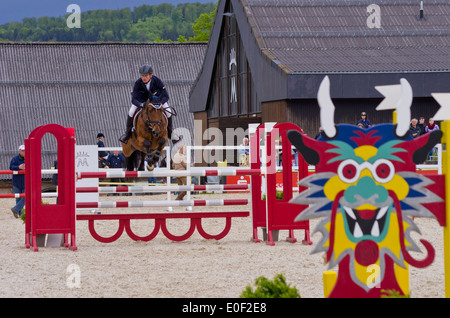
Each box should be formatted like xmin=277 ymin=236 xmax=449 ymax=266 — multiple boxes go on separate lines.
xmin=229 ymin=48 xmax=237 ymax=104
xmin=75 ymin=145 xmax=99 ymax=212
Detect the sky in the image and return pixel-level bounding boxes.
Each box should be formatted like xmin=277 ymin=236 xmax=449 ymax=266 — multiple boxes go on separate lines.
xmin=0 ymin=0 xmax=215 ymax=25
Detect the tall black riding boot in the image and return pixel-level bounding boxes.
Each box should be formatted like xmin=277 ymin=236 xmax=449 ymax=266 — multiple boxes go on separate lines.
xmin=119 ymin=116 xmax=133 ymax=144
xmin=167 ymin=116 xmax=173 ymax=139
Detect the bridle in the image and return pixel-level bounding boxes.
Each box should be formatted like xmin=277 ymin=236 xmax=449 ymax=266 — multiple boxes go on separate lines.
xmin=140 ymin=102 xmax=165 ymax=138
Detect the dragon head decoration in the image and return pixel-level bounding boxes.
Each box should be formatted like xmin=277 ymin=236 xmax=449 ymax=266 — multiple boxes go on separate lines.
xmin=288 ymin=76 xmax=444 ymax=297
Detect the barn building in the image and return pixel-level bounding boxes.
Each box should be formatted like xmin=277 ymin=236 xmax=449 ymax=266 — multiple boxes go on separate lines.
xmin=0 ymin=42 xmax=207 ymax=180
xmin=189 ymin=0 xmax=450 ymax=154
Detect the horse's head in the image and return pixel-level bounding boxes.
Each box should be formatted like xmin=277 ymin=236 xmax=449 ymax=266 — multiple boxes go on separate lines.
xmin=144 ymin=101 xmax=166 ymax=139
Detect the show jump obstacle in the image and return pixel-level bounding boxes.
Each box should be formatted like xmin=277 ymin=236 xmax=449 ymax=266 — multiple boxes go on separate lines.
xmin=24 ymin=124 xmax=77 ymax=251
xmin=250 ymin=122 xmax=311 ymax=245
xmin=23 ymin=122 xmax=311 ymax=251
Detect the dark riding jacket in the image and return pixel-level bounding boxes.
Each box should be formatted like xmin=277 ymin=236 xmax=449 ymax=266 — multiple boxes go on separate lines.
xmin=131 ymin=76 xmax=169 ymax=107
xmin=10 ymin=154 xmax=25 ymax=189
xmin=357 ymin=118 xmax=371 ymax=128
xmin=106 ymin=153 xmax=126 ymax=168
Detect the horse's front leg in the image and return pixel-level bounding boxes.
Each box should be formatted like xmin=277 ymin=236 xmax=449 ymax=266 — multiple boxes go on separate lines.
xmin=146 ymin=138 xmax=166 ymax=171
xmin=139 ymin=139 xmax=151 ymax=171
xmin=138 ymin=152 xmax=146 ymax=171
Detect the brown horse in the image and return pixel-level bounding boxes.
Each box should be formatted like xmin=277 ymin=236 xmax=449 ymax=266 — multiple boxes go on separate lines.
xmin=122 ymin=100 xmax=168 ymax=171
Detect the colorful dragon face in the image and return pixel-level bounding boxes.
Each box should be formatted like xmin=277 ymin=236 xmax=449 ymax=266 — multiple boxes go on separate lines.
xmin=288 ymin=77 xmax=444 ymax=295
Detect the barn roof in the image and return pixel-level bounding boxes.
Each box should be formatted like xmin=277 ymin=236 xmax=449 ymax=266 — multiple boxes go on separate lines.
xmin=190 ymin=0 xmax=450 ymax=112
xmin=248 ymin=0 xmax=449 ymax=74
xmin=0 ymin=42 xmax=207 ymax=179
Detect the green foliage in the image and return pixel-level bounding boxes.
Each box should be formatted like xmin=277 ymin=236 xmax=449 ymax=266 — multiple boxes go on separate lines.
xmin=380 ymin=289 xmax=411 ymax=298
xmin=20 ymin=200 xmax=49 ymax=224
xmin=261 ymin=190 xmax=283 ymax=200
xmin=189 ymin=8 xmax=216 ymax=41
xmin=0 ymin=2 xmax=217 ymax=42
xmin=20 ymin=209 xmax=25 ymax=224
xmin=240 ymin=274 xmax=301 ymax=298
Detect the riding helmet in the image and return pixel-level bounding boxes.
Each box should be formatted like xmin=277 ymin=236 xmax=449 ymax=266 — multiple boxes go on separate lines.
xmin=139 ymin=64 xmax=153 ymax=75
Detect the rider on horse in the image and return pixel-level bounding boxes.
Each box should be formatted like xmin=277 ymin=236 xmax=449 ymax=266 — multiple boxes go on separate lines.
xmin=119 ymin=64 xmax=173 ymax=144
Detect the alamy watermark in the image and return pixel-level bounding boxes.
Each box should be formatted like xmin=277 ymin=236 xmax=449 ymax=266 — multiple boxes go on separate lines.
xmin=170 ymin=120 xmax=281 ymax=169
xmin=66 ymin=263 xmax=81 ymax=288
xmin=366 ymin=264 xmax=381 ymax=289
xmin=367 ymin=4 xmax=381 ymax=29
xmin=66 ymin=4 xmax=81 ymax=29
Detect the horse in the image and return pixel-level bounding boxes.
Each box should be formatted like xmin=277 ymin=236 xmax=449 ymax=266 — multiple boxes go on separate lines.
xmin=121 ymin=100 xmax=168 ymax=172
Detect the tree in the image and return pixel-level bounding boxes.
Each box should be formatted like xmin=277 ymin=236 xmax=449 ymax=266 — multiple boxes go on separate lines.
xmin=189 ymin=7 xmax=216 ymax=42
xmin=177 ymin=35 xmax=187 ymax=42
xmin=0 ymin=2 xmax=217 ymax=42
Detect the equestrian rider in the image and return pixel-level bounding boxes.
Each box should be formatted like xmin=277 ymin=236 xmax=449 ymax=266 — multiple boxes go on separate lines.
xmin=119 ymin=64 xmax=173 ymax=144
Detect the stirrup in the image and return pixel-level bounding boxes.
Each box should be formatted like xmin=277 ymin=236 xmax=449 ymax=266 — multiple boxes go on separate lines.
xmin=119 ymin=134 xmax=130 ymax=144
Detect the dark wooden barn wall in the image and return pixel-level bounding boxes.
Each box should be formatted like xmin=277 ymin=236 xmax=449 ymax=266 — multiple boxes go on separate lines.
xmin=194 ymin=112 xmax=261 ymax=166
xmin=261 ymin=100 xmax=287 ymax=125
xmin=286 ymin=97 xmax=441 ymax=137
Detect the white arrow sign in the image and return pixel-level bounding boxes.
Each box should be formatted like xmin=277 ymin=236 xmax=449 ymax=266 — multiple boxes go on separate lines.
xmin=375 ymin=84 xmax=402 ymax=110
xmin=432 ymin=93 xmax=450 ymax=121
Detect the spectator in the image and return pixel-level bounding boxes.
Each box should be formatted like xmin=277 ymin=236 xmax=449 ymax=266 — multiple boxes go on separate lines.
xmin=97 ymin=133 xmax=108 ymax=168
xmin=105 ymin=150 xmax=126 ymax=196
xmin=418 ymin=117 xmax=426 ymax=135
xmin=51 ymin=160 xmax=58 ymax=187
xmin=357 ymin=112 xmax=371 ymax=128
xmin=277 ymin=136 xmax=283 ymax=167
xmin=425 ymin=118 xmax=440 ymax=160
xmin=238 ymin=137 xmax=249 ymax=155
xmin=314 ymin=127 xmax=324 ymax=140
xmin=409 ymin=118 xmax=421 ymax=138
xmin=425 ymin=117 xmax=439 ymax=133
xmin=238 ymin=137 xmax=249 ymax=166
xmin=173 ymin=145 xmax=187 ymax=200
xmin=52 ymin=160 xmax=59 ymax=203
xmin=106 ymin=150 xmax=126 ymax=169
xmin=10 ymin=145 xmax=25 ymax=218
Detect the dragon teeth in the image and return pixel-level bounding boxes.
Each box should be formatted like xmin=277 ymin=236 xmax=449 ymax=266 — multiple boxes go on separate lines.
xmin=344 ymin=206 xmax=357 ymax=220
xmin=353 ymin=222 xmax=363 ymax=238
xmin=371 ymin=221 xmax=380 ymax=237
xmin=376 ymin=206 xmax=388 ymax=220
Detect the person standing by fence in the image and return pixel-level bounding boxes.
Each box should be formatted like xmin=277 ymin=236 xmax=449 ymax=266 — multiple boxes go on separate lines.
xmin=105 ymin=150 xmax=126 ymax=195
xmin=97 ymin=133 xmax=108 ymax=168
xmin=10 ymin=145 xmax=25 ymax=218
xmin=425 ymin=118 xmax=440 ymax=160
xmin=173 ymin=145 xmax=187 ymax=200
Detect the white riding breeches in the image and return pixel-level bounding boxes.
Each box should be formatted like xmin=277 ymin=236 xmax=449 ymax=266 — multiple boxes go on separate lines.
xmin=129 ymin=103 xmax=171 ymax=118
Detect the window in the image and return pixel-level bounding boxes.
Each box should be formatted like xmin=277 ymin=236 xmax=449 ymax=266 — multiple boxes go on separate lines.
xmin=207 ymin=77 xmax=219 ymax=118
xmin=238 ymin=34 xmax=248 ymax=115
xmin=207 ymin=2 xmax=257 ymax=119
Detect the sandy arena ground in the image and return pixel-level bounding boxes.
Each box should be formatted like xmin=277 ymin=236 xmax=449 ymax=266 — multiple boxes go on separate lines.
xmin=0 ymin=191 xmax=445 ymax=298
